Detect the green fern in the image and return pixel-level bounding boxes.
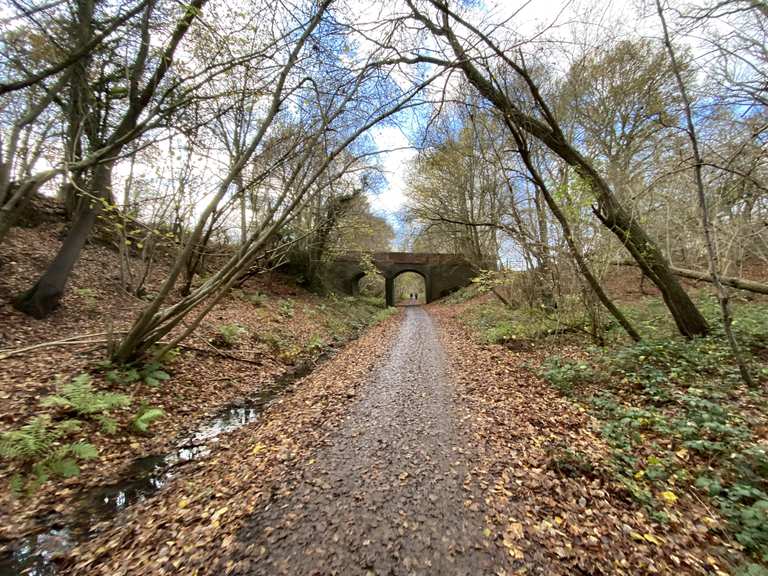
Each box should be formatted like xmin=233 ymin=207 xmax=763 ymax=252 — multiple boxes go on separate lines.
xmin=0 ymin=416 xmax=81 ymax=460
xmin=70 ymin=441 xmax=99 ymax=459
xmin=0 ymin=416 xmax=98 ymax=493
xmin=132 ymin=407 xmax=165 ymax=434
xmin=94 ymin=414 xmax=118 ymax=434
xmin=106 ymin=361 xmax=172 ymax=387
xmin=46 ymin=455 xmax=80 ymax=478
xmin=106 ymin=367 xmax=141 ymax=385
xmin=56 ymin=419 xmax=83 ymax=435
xmin=140 ymin=363 xmax=171 ymax=387
xmin=41 ymin=374 xmax=131 ymax=415
xmin=9 ymin=474 xmax=24 ymax=494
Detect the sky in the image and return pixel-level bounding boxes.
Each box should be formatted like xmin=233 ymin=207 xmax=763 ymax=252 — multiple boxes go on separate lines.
xmin=368 ymin=126 xmax=415 ymax=218
xmin=362 ymin=0 xmax=640 ymax=230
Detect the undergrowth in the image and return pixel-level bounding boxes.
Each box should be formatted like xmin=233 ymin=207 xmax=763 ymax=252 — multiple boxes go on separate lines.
xmin=319 ymin=294 xmax=395 ymax=343
xmin=253 ymin=294 xmax=395 ymax=364
xmin=443 ymin=283 xmax=482 ymax=304
xmin=1 ymin=290 xmax=395 ymax=496
xmin=215 ymin=323 xmax=247 ymax=348
xmin=462 ymin=296 xmax=592 ymax=344
xmin=460 ymin=290 xmax=768 ymax=569
xmin=1 ymin=371 xmax=166 ymax=494
xmin=536 ymin=298 xmax=768 ymax=569
xmin=0 ymin=416 xmax=98 ymax=494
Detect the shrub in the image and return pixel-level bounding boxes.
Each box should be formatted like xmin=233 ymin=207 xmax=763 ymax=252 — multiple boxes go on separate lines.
xmin=105 ymin=361 xmax=171 ymax=387
xmin=132 ymin=405 xmax=165 ymax=434
xmin=373 ymin=307 xmax=398 ymax=324
xmin=278 ymin=300 xmax=295 ymax=318
xmin=216 ymin=323 xmax=246 ymax=348
xmin=278 ymin=344 xmax=303 ymax=364
xmin=539 ymin=357 xmax=594 ymax=394
xmin=358 ymin=295 xmax=385 ymax=308
xmin=140 ymin=362 xmax=171 ymax=387
xmin=443 ymin=284 xmax=481 ymax=304
xmin=547 ymin=446 xmax=597 ymax=479
xmin=483 ymin=320 xmax=516 ymax=344
xmin=306 ymin=334 xmax=325 ymax=351
xmin=74 ymin=287 xmax=97 ymax=307
xmin=235 ymin=289 xmax=266 ymax=306
xmin=572 ymin=327 xmax=768 ymax=563
xmin=258 ymin=331 xmax=289 ymax=352
xmin=105 ymin=366 xmax=141 ymax=385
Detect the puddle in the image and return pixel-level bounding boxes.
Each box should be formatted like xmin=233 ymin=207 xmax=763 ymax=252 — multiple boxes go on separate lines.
xmin=0 ymin=357 xmax=323 ymax=575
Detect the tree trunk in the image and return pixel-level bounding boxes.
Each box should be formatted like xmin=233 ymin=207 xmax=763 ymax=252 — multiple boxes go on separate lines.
xmin=589 ymin=182 xmax=709 ymax=338
xmin=60 ymin=0 xmax=94 ymax=219
xmin=505 ymin=122 xmax=642 ymax=342
xmin=427 ymin=5 xmax=709 ymax=338
xmin=14 ymin=162 xmax=111 ymax=317
xmin=533 ymin=186 xmax=556 ymax=309
xmin=0 ymin=182 xmax=33 ymax=243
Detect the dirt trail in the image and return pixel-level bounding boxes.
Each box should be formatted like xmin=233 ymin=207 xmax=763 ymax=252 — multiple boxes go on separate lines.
xmin=235 ymin=306 xmax=501 ymax=575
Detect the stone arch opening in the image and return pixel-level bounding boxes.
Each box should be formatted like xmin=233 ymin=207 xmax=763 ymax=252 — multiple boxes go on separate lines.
xmin=393 ymin=270 xmax=427 ymax=306
xmin=354 ymin=270 xmax=385 ymax=304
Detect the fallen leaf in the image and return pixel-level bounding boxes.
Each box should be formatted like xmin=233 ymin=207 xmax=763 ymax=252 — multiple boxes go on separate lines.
xmin=658 ymin=491 xmax=677 ymax=505
xmin=643 ymin=533 xmax=663 ymax=546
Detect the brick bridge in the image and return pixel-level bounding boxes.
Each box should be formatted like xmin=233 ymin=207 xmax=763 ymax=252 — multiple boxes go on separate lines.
xmin=327 ymin=252 xmax=477 ymax=307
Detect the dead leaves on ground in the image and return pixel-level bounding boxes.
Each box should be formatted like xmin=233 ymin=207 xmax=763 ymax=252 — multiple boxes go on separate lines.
xmin=65 ymin=314 xmax=402 ymax=575
xmin=0 ymin=223 xmax=380 ymax=542
xmin=432 ymin=304 xmax=736 ymax=575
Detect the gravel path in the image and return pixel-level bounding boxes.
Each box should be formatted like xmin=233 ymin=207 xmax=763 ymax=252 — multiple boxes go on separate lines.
xmin=236 ymin=306 xmax=498 ymax=575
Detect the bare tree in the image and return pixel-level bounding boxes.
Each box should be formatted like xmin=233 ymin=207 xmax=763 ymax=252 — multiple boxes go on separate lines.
xmin=403 ymin=0 xmax=710 ymax=338
xmin=113 ymin=1 xmax=437 ymax=361
xmin=13 ymin=0 xmax=207 ymax=317
xmin=656 ymin=0 xmax=753 ymax=384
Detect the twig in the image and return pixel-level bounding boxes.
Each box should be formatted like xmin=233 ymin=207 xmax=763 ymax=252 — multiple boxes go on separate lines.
xmin=0 ymin=331 xmax=262 ymax=366
xmin=0 ymin=332 xmax=127 ymax=360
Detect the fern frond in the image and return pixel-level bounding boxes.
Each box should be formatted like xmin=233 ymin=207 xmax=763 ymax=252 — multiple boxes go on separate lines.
xmin=45 ymin=457 xmax=80 ymax=478
xmin=0 ymin=416 xmax=56 ymax=461
xmin=42 ymin=374 xmax=131 ymax=416
xmin=94 ymin=414 xmax=118 ymax=434
xmin=9 ymin=474 xmax=24 ymax=495
xmin=40 ymin=395 xmax=73 ymax=409
xmin=55 ymin=419 xmax=83 ymax=434
xmin=69 ymin=442 xmax=99 ymax=460
xmin=132 ymin=407 xmax=165 ymax=433
xmin=29 ymin=463 xmax=49 ymax=491
xmin=1 ymin=416 xmax=101 ymax=493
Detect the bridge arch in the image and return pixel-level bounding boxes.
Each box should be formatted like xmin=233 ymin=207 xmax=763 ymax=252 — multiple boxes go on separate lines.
xmin=391 ymin=269 xmax=429 ymax=306
xmin=326 ymin=252 xmax=477 ymax=307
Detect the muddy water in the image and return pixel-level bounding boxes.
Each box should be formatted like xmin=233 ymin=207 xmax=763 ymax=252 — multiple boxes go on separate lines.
xmin=0 ymin=358 xmax=321 ymax=576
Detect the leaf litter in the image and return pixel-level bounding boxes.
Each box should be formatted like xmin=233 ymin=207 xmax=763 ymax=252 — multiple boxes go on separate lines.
xmin=431 ymin=301 xmax=742 ymax=575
